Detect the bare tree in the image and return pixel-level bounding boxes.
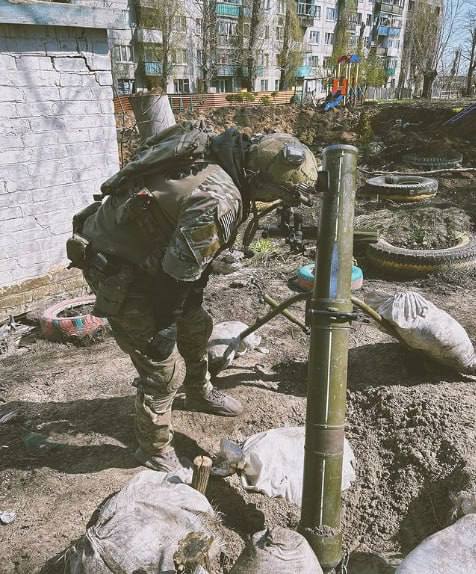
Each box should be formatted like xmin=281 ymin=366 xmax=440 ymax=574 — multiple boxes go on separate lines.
xmin=462 ymin=11 xmax=476 ymax=96
xmin=278 ymin=0 xmax=303 ymax=90
xmin=246 ymin=0 xmax=264 ymax=90
xmin=407 ymin=0 xmax=466 ymax=98
xmin=134 ymin=0 xmax=186 ymax=91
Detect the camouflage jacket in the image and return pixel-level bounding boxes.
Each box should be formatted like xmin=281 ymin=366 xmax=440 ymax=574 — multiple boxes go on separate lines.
xmin=81 ymin=161 xmax=243 ymax=282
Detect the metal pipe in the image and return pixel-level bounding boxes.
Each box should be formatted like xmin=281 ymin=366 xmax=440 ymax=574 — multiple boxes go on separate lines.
xmin=263 ymin=294 xmax=309 ymax=333
xmin=299 ymin=144 xmax=358 ymax=572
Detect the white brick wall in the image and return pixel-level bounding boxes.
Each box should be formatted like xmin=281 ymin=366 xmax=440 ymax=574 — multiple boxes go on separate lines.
xmin=0 ymin=23 xmax=119 ymax=290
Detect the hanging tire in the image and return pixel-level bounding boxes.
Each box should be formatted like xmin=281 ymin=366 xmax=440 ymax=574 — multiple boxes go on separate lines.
xmin=366 ymin=236 xmax=476 ymax=277
xmin=365 ymin=175 xmax=438 ymax=202
xmin=402 ymin=151 xmax=463 ymax=169
xmin=39 ymin=295 xmax=108 ymax=343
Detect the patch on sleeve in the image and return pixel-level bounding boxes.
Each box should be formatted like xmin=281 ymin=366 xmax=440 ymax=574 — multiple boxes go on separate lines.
xmin=162 ymin=208 xmax=221 ymax=281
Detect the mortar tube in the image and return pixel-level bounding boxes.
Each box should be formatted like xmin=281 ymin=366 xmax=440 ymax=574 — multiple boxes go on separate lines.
xmin=299 ymin=144 xmax=358 ymax=572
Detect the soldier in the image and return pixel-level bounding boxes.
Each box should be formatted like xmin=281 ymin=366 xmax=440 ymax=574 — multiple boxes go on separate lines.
xmin=67 ymin=124 xmax=318 ymax=471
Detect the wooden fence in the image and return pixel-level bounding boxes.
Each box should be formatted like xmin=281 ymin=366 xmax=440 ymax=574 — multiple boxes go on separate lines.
xmin=114 ymin=90 xmax=294 ymax=114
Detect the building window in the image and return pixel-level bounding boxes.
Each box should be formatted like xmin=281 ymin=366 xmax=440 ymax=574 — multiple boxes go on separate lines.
xmin=324 ymin=56 xmax=332 ymax=68
xmin=174 ymin=78 xmax=190 ymax=93
xmin=197 ymin=50 xmax=204 ymax=65
xmin=315 ymin=5 xmax=321 ymax=18
xmin=265 ymin=0 xmax=271 ymax=8
xmin=264 ymin=53 xmax=270 ymax=67
xmin=114 ymin=45 xmax=134 ymax=63
xmin=243 ymin=22 xmax=251 ymax=36
xmin=260 ymin=79 xmax=268 ymax=91
xmin=325 ymin=32 xmax=334 ymax=45
xmin=276 ymin=26 xmax=284 ymax=40
xmin=366 ymin=13 xmax=372 ymax=25
xmin=326 ymin=7 xmax=336 ymax=20
xmin=310 ymin=55 xmax=319 ymax=67
xmin=117 ymin=79 xmax=135 ymax=95
xmin=275 ymin=79 xmax=280 ymax=90
xmin=277 ymin=0 xmax=285 ymax=14
xmin=309 ymin=30 xmax=320 ymax=44
xmin=265 ymin=25 xmax=270 ymax=39
xmin=173 ymin=49 xmax=187 ymax=65
xmin=195 ymin=18 xmax=202 ymax=32
xmin=218 ymin=20 xmax=237 ymax=36
xmin=174 ymin=15 xmax=187 ymax=32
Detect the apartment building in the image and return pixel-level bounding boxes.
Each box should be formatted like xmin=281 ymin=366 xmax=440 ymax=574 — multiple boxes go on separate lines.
xmin=95 ymin=0 xmax=409 ymax=95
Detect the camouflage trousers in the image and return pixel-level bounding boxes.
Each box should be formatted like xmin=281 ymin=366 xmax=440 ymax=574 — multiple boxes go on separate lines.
xmin=84 ymin=267 xmax=213 ymax=455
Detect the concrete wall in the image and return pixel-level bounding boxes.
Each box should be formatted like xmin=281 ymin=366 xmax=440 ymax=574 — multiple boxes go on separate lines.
xmin=0 ymin=23 xmax=119 ymax=319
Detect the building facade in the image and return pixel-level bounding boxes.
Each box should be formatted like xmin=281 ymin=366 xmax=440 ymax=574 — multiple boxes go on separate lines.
xmin=98 ymin=0 xmax=410 ymax=95
xmin=0 ymin=0 xmax=124 ymax=319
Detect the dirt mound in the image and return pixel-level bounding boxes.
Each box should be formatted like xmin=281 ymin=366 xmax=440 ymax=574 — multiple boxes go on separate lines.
xmin=355 ymin=207 xmax=471 ymax=249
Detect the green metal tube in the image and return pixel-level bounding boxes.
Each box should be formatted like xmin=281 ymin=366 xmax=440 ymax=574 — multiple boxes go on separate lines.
xmin=299 ymin=144 xmax=358 ymax=571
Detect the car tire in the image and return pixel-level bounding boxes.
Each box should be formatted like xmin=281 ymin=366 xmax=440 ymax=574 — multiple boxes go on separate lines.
xmin=366 ymin=236 xmax=476 ymax=277
xmin=365 ymin=175 xmax=438 ymax=202
xmin=39 ymin=295 xmax=108 ymax=342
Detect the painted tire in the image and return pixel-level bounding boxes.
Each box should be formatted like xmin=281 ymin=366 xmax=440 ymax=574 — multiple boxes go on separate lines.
xmin=402 ymin=151 xmax=463 ymax=169
xmin=39 ymin=296 xmax=107 ymax=342
xmin=367 ymin=236 xmax=476 ymax=277
xmin=296 ymin=264 xmax=364 ymax=291
xmin=365 ymin=175 xmax=438 ymax=202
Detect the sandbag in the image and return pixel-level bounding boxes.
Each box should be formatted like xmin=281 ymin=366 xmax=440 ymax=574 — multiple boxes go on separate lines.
xmin=396 ymin=514 xmax=476 ymax=574
xmin=230 ymin=527 xmax=323 ymax=574
xmin=369 ymin=291 xmax=476 ymax=373
xmin=64 ymin=470 xmax=218 ymax=574
xmin=214 ymin=427 xmax=355 ymax=507
xmin=208 ymin=321 xmax=261 ymax=374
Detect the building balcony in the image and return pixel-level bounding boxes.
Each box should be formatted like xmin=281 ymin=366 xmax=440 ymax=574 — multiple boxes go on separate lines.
xmin=386 ymin=67 xmax=396 ymax=76
xmin=136 ymin=28 xmax=162 ymax=44
xmin=241 ymin=65 xmax=265 ymax=77
xmin=377 ymin=25 xmax=401 ymax=36
xmin=297 ymin=2 xmax=318 ymax=27
xmin=376 ymin=47 xmax=387 ymax=56
xmin=296 ymin=65 xmax=313 ymax=77
xmin=144 ymin=61 xmax=162 ymax=76
xmin=216 ymin=2 xmax=241 ymax=17
xmin=216 ymin=64 xmax=239 ymax=77
xmin=378 ymin=1 xmax=404 ymax=16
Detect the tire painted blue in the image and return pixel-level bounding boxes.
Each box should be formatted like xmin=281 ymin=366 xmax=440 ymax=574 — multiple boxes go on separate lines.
xmin=297 ymin=264 xmax=363 ymax=289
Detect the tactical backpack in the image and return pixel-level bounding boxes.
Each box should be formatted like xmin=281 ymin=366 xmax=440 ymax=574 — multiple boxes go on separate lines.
xmin=100 ymin=121 xmax=213 ymax=197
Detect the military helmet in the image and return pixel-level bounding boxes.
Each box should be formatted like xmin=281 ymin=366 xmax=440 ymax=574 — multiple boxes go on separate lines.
xmin=246 ymin=133 xmax=319 ymax=205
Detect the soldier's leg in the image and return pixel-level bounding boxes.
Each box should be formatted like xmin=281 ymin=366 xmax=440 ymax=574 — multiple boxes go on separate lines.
xmin=85 ymin=268 xmax=183 ymax=470
xmin=176 ymin=285 xmax=243 ymax=417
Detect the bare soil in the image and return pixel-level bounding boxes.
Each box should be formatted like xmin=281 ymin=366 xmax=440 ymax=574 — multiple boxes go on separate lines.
xmin=1 ymin=101 xmax=476 ymax=574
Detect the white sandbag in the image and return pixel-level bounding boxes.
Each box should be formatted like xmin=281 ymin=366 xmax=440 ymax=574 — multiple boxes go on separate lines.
xmin=372 ymin=291 xmax=476 ymax=373
xmin=214 ymin=427 xmax=355 ymax=507
xmin=65 ymin=470 xmax=218 ymax=574
xmin=230 ymin=527 xmax=323 ymax=574
xmin=208 ymin=321 xmax=261 ymax=373
xmin=396 ymin=514 xmax=476 ymax=574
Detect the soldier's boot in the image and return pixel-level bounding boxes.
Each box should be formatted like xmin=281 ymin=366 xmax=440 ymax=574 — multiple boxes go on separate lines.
xmin=132 ymin=350 xmax=185 ymax=471
xmin=177 ymin=306 xmax=243 ymax=418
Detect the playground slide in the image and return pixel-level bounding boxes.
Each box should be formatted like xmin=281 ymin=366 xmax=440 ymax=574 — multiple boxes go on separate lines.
xmin=323 ymin=93 xmax=344 ymax=112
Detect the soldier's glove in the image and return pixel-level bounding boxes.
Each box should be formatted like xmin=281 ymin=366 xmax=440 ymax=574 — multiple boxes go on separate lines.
xmin=147 ymin=324 xmax=177 ymax=362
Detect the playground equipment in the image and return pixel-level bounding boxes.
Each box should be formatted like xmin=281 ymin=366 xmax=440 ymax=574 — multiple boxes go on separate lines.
xmin=323 ymin=54 xmax=363 ymax=111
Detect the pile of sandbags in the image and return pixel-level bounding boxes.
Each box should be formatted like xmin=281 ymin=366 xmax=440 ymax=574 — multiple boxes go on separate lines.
xmin=64 ymin=470 xmax=219 ymax=574
xmin=214 ymin=427 xmax=355 ymax=507
xmin=367 ymin=291 xmax=476 ymax=374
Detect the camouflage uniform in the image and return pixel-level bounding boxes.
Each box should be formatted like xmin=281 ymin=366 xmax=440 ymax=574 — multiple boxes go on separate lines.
xmin=79 ymin=162 xmax=242 ymax=457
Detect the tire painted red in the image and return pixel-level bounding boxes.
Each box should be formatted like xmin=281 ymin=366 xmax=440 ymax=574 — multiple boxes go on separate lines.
xmin=39 ymin=296 xmax=107 ymax=342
